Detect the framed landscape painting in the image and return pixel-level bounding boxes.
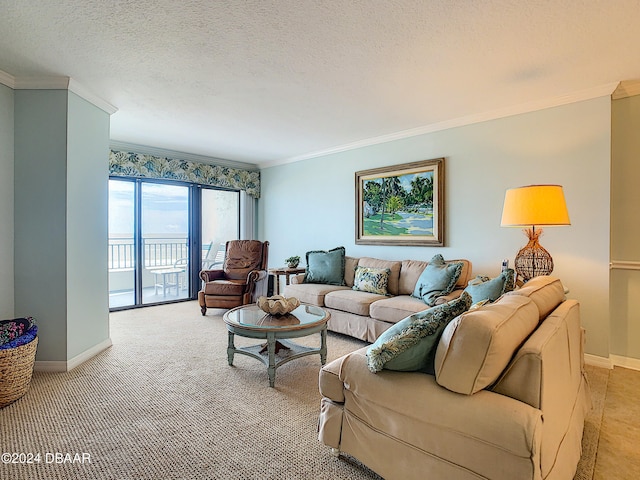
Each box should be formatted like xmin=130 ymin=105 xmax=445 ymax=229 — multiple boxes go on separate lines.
xmin=355 ymin=158 xmax=444 ymax=246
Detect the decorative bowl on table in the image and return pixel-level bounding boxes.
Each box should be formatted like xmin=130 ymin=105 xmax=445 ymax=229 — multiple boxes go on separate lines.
xmin=256 ymin=295 xmax=300 ymax=316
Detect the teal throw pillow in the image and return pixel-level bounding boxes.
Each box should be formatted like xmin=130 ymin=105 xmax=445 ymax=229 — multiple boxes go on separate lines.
xmin=411 ymin=254 xmax=464 ymax=306
xmin=366 ymin=292 xmax=472 ymax=374
xmin=464 ymin=269 xmax=516 ymax=305
xmin=303 ymin=246 xmax=346 ymax=286
xmin=352 ymin=266 xmax=390 ymax=295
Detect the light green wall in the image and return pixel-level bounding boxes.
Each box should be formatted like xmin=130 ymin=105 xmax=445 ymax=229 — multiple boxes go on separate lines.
xmin=610 ymin=94 xmax=640 ymax=360
xmin=66 ymin=92 xmax=110 ymax=358
xmin=261 ymin=97 xmax=612 ymax=357
xmin=0 ymin=84 xmax=13 ymax=318
xmin=14 ymin=89 xmax=69 ymax=361
xmin=14 ymin=89 xmax=110 ymax=363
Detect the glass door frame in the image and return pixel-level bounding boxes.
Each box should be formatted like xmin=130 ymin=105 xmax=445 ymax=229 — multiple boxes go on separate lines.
xmin=190 ymin=185 xmax=241 ymax=296
xmin=110 ymin=177 xmax=194 ymax=310
xmin=109 ymin=177 xmax=241 ymax=311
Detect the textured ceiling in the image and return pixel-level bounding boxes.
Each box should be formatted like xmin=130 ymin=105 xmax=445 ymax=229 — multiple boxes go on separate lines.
xmin=1 ymin=0 xmax=640 ymax=167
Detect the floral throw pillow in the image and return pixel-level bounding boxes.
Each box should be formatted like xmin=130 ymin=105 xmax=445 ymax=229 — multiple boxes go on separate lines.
xmin=0 ymin=317 xmax=34 ymax=347
xmin=353 ymin=266 xmax=391 ymax=295
xmin=366 ymin=292 xmax=472 ymax=373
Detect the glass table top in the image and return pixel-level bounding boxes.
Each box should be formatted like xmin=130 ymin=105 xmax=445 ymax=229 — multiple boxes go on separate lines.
xmin=224 ymin=303 xmax=328 ymax=331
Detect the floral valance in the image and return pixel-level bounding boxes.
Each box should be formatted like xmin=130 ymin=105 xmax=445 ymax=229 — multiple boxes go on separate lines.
xmin=109 ymin=150 xmax=261 ymax=198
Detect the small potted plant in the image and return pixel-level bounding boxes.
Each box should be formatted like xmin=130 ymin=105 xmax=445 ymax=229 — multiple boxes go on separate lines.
xmin=285 ymin=255 xmax=300 ymax=268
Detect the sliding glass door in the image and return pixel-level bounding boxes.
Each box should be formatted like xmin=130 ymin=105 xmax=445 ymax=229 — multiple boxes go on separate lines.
xmin=108 ymin=180 xmax=136 ymax=308
xmin=109 ymin=178 xmax=241 ymax=310
xmin=201 ymin=188 xmax=239 ymax=269
xmin=140 ymin=182 xmax=190 ymax=304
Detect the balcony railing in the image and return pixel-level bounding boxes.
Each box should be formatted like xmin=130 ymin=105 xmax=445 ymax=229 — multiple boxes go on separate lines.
xmin=108 ymin=237 xmax=189 ymax=271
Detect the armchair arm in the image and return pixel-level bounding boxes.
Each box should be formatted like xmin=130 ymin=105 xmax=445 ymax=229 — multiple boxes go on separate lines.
xmin=200 ymin=269 xmax=225 ymax=283
xmin=247 ymin=269 xmax=268 ymax=284
xmin=243 ymin=269 xmax=269 ymax=303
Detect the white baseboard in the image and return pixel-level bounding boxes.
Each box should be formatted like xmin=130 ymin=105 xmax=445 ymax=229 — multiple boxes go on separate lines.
xmin=34 ymin=361 xmax=69 ymax=373
xmin=584 ymin=354 xmax=613 ymax=369
xmin=585 ymin=353 xmax=640 ymax=371
xmin=34 ymin=338 xmax=113 ymax=373
xmin=67 ymin=338 xmax=113 ymax=371
xmin=609 ymin=354 xmax=640 ymax=372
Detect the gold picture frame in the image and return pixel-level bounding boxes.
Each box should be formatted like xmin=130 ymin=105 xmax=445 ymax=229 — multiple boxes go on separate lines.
xmin=355 ymin=158 xmax=444 ymax=246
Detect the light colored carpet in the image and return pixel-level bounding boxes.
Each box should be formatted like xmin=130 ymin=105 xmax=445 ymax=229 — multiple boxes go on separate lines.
xmin=0 ymin=301 xmax=607 ymax=479
xmin=593 ymin=366 xmax=640 ymax=479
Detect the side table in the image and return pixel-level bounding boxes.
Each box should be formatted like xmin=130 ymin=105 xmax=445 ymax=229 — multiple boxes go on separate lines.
xmin=268 ymin=267 xmax=306 ymax=295
xmin=151 ymin=267 xmax=184 ymax=296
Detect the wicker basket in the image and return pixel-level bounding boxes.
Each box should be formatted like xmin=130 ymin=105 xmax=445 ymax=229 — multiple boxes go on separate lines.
xmin=0 ymin=336 xmax=38 ymax=408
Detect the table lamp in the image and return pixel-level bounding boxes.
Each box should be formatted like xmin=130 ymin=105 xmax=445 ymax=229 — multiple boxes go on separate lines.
xmin=500 ymin=184 xmax=570 ymax=281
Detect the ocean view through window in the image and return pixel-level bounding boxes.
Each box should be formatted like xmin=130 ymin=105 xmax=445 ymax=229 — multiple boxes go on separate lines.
xmin=108 ymin=178 xmax=240 ymax=310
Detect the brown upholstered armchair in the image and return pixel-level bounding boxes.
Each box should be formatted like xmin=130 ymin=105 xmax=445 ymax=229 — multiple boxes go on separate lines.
xmin=198 ymin=240 xmax=269 ymax=315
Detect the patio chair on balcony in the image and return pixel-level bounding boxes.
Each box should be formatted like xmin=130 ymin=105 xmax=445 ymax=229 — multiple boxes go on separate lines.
xmin=202 ymin=242 xmax=226 ymax=269
xmin=198 ymin=240 xmax=269 ymax=314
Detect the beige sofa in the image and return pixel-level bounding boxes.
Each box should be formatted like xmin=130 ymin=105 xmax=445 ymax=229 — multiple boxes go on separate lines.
xmin=317 ymin=276 xmax=590 ymax=480
xmin=283 ymin=256 xmax=472 ymax=343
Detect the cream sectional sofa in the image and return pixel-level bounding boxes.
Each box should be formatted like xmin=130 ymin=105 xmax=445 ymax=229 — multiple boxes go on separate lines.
xmin=283 ymin=255 xmax=472 ymax=343
xmin=317 ymin=276 xmax=590 ymax=480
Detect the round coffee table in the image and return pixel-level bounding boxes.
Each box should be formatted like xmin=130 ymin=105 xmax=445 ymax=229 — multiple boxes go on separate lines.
xmin=223 ymin=303 xmax=330 ymax=387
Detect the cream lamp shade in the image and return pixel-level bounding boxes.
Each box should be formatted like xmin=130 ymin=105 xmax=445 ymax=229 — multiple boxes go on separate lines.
xmin=501 ymin=184 xmax=570 ymax=227
xmin=501 ymin=185 xmax=570 ymax=281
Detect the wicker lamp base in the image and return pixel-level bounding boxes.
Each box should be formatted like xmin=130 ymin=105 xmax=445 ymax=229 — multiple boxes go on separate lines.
xmin=514 ymin=228 xmax=554 ymax=282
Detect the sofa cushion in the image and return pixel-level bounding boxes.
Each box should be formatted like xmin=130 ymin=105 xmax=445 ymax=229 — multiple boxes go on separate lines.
xmin=451 ymin=259 xmax=472 ymax=289
xmin=507 ymin=275 xmax=565 ymax=321
xmin=357 ymin=257 xmax=402 ymax=295
xmin=344 ymin=256 xmax=359 ymax=287
xmin=412 ymin=254 xmax=464 ymax=306
xmin=369 ymin=295 xmax=433 ymax=324
xmin=491 ymin=300 xmax=581 ymax=410
xmin=325 ymin=289 xmax=385 ymax=316
xmin=203 ymin=279 xmax=246 ymax=296
xmin=353 ymin=266 xmax=391 ymax=295
xmin=434 ymin=294 xmax=539 ymax=395
xmin=398 ymin=259 xmax=429 ymax=295
xmin=303 ymin=246 xmax=346 ymax=285
xmin=283 ymin=283 xmax=350 ymax=306
xmin=366 ymin=292 xmax=472 ymax=373
xmin=464 ymin=269 xmax=516 ymax=305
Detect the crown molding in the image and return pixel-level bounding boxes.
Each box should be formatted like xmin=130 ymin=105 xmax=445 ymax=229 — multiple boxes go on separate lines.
xmin=0 ymin=69 xmax=15 ymax=88
xmin=14 ymin=75 xmax=71 ymax=89
xmin=2 ymin=73 xmax=117 ymax=115
xmin=612 ymin=80 xmax=640 ymax=100
xmin=68 ymin=78 xmax=117 ymax=115
xmin=264 ymin=82 xmax=620 ymax=169
xmin=109 ymin=140 xmax=259 ymax=171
